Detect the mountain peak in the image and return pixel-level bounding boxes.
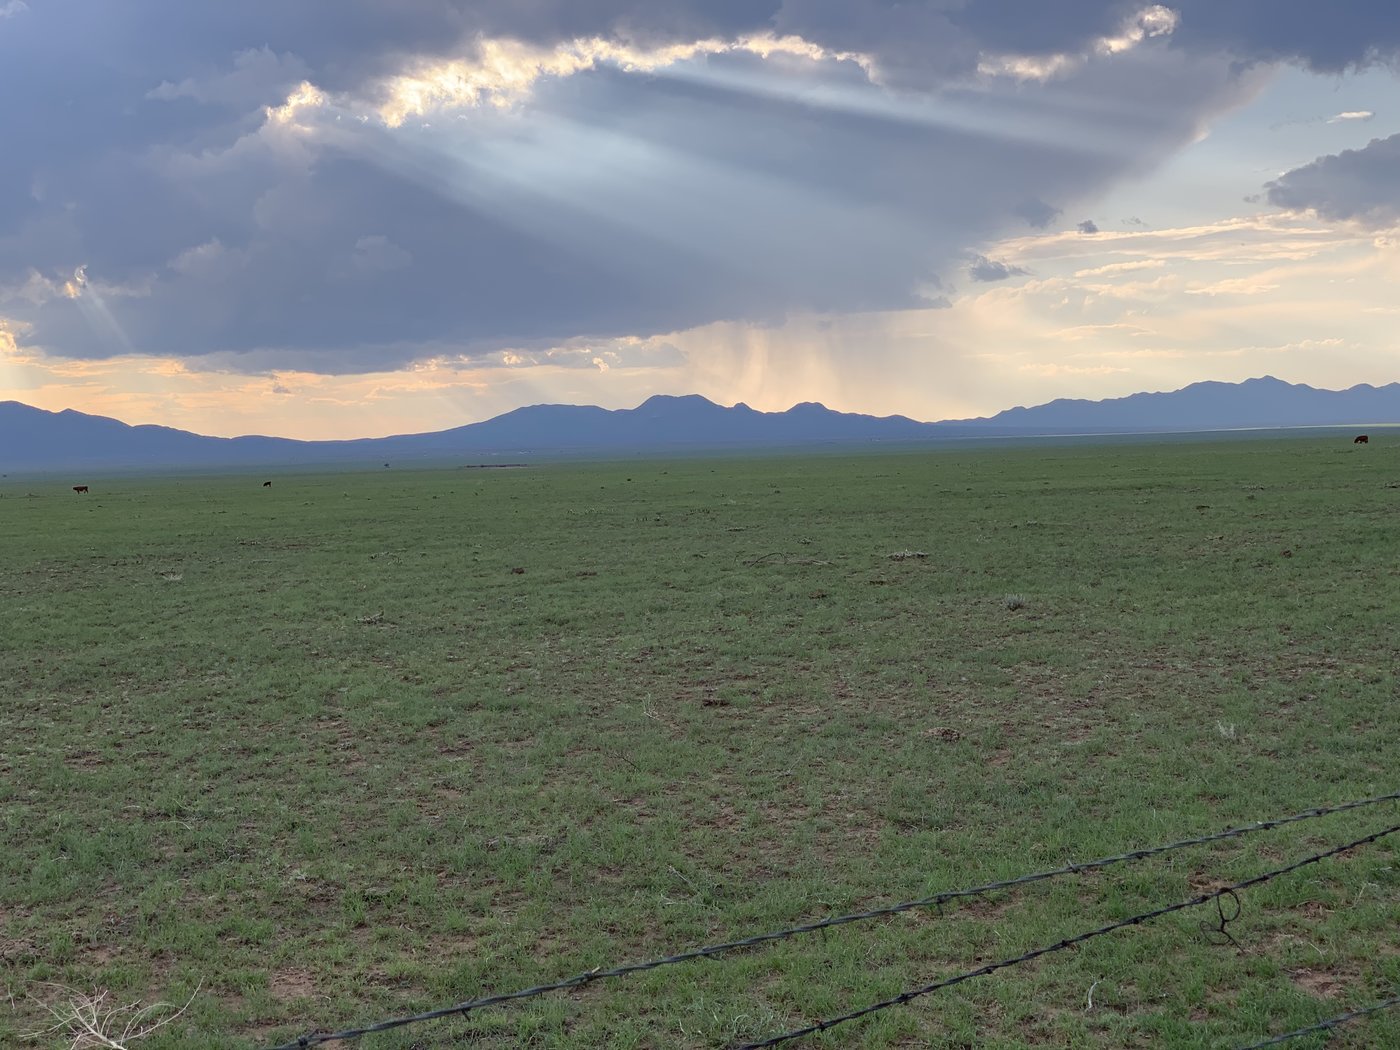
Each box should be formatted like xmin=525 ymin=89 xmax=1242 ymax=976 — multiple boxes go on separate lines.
xmin=636 ymin=393 xmax=721 ymax=411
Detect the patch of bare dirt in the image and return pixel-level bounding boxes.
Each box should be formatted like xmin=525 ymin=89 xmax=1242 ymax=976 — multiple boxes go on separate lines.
xmin=269 ymin=967 xmax=318 ymax=1003
xmin=1288 ymin=966 xmax=1354 ymax=999
xmin=82 ymin=943 xmax=120 ymax=966
xmin=1187 ymin=873 xmax=1236 ymax=895
xmin=437 ymin=738 xmax=475 ymax=760
xmin=311 ymin=717 xmax=366 ymax=771
xmin=0 ymin=931 xmax=40 ymax=965
xmin=922 ymin=726 xmax=962 ymax=742
xmin=957 ymin=894 xmax=1017 ymax=921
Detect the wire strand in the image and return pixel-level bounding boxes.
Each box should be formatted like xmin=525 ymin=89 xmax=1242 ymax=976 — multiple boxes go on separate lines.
xmin=1235 ymin=992 xmax=1400 ymax=1048
xmin=733 ymin=822 xmax=1400 ymax=1048
xmin=264 ymin=790 xmax=1400 ymax=1049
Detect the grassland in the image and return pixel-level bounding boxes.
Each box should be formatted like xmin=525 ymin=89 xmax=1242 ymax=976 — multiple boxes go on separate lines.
xmin=1 ymin=437 xmax=1397 ymax=1048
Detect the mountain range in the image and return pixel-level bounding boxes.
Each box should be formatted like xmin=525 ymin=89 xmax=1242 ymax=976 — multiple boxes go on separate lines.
xmin=2 ymin=376 xmax=1396 ymax=472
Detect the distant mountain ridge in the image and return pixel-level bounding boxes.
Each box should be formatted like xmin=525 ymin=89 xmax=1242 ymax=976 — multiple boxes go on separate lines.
xmin=967 ymin=376 xmax=1400 ymax=430
xmin=2 ymin=376 xmax=1397 ymax=472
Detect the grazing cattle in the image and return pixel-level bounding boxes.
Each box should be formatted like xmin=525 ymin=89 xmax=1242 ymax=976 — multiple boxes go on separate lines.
xmin=263 ymin=480 xmax=272 ymax=487
xmin=72 ymin=485 xmax=89 ymax=494
xmin=1354 ymin=434 xmax=1369 ymax=444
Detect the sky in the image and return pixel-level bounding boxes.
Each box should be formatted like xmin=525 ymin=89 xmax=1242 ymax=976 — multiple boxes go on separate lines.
xmin=1 ymin=2 xmax=1397 ymax=439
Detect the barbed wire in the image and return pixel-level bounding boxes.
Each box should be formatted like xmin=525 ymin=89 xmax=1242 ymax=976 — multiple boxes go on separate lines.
xmin=732 ymin=822 xmax=1400 ymax=1048
xmin=264 ymin=790 xmax=1400 ymax=1049
xmin=1235 ymin=992 xmax=1400 ymax=1048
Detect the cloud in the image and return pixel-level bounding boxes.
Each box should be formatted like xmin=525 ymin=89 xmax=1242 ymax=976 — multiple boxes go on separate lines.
xmin=1047 ymin=322 xmax=1153 ymax=341
xmin=1073 ymin=259 xmax=1165 ymax=278
xmin=1013 ymin=198 xmax=1062 ymax=229
xmin=1077 ymin=219 xmax=1101 ymax=234
xmin=342 ymin=235 xmax=412 ymax=277
xmin=977 ymin=4 xmax=1179 ymax=81
xmin=1019 ymin=361 xmax=1130 ymax=377
xmin=1273 ymin=108 xmax=1378 ymax=131
xmin=3 ymin=12 xmax=1270 ymax=373
xmin=374 ymin=33 xmax=876 ymax=127
xmin=1184 ymin=275 xmax=1281 ymax=296
xmin=147 ymin=47 xmax=311 ymax=109
xmin=169 ymin=239 xmax=246 ymax=280
xmin=6 ymin=0 xmax=1395 ymax=379
xmin=957 ymin=214 xmax=1393 ymax=401
xmin=1265 ymin=134 xmax=1400 ymax=227
xmin=967 ymin=255 xmax=1030 ymax=282
xmin=989 ymin=217 xmax=1368 ymax=303
xmin=1166 ymin=1 xmax=1400 ymax=72
xmin=499 ymin=336 xmax=687 ymax=371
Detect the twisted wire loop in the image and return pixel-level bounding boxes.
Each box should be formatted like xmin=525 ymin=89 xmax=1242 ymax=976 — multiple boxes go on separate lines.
xmin=732 ymin=822 xmax=1400 ymax=1049
xmin=1234 ymin=993 xmax=1400 ymax=1048
xmin=1199 ymin=889 xmax=1244 ymax=949
xmin=264 ymin=790 xmax=1400 ymax=1050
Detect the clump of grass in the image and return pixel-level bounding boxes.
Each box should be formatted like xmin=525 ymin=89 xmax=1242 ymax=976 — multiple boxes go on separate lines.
xmin=1003 ymin=593 xmax=1027 ymax=611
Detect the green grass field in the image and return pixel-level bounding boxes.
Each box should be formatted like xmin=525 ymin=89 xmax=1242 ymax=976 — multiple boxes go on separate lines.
xmin=2 ymin=437 xmax=1397 ymax=1048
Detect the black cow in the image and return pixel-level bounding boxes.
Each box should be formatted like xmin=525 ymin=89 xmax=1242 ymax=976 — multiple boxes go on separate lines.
xmin=263 ymin=480 xmax=272 ymax=487
xmin=72 ymin=485 xmax=89 ymax=494
xmin=1354 ymin=434 xmax=1369 ymax=445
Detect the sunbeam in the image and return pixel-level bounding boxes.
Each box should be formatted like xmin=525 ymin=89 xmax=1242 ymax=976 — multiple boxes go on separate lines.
xmin=66 ymin=267 xmax=137 ymax=357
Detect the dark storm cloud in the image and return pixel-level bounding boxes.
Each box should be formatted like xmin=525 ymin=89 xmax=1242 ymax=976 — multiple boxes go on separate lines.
xmin=781 ymin=2 xmax=1400 ymax=84
xmin=1264 ymin=134 xmax=1400 ymax=227
xmin=1 ymin=1 xmax=1396 ymax=373
xmin=1077 ymin=219 xmax=1101 ymax=234
xmin=30 ymin=56 xmax=1089 ymax=371
xmin=1168 ymin=1 xmax=1400 ymax=73
xmin=967 ymin=255 xmax=1030 ymax=282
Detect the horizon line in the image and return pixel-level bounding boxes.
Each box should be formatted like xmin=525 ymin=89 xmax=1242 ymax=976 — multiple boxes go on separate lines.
xmin=4 ymin=373 xmax=1399 ymax=444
